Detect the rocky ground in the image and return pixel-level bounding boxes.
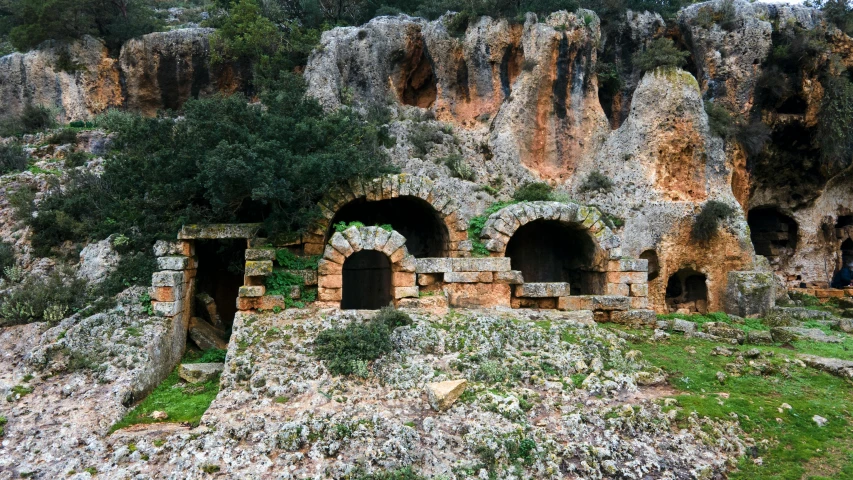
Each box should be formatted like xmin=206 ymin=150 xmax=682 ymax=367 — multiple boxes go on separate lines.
xmin=0 ymin=307 xmax=755 ymax=479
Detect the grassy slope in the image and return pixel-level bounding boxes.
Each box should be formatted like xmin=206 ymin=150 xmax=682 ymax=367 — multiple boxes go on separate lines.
xmin=109 ymin=348 xmax=225 ymax=432
xmin=607 ymin=316 xmax=853 ymax=480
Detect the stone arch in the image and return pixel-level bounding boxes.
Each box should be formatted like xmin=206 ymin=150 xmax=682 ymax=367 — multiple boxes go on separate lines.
xmin=304 ymin=174 xmax=469 ymax=257
xmin=316 ymin=226 xmax=418 ymax=306
xmin=478 ymin=201 xmax=620 ymax=254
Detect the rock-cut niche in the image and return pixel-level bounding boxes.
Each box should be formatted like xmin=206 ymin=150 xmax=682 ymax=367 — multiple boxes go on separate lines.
xmin=396 ymin=33 xmax=437 ymax=108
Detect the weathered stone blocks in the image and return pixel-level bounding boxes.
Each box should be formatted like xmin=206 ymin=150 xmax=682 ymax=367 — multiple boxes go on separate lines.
xmin=494 ymin=270 xmax=524 ymax=284
xmin=394 ymin=286 xmax=419 ymax=299
xmin=451 ymin=257 xmax=511 ymax=272
xmin=445 ymin=271 xmax=493 ymax=283
xmin=156 ymin=256 xmax=192 ymax=271
xmin=152 ymin=271 xmax=183 ymax=287
xmin=724 ymin=271 xmax=775 ymax=317
xmin=515 ymin=282 xmax=571 ymax=298
xmin=417 ymin=258 xmax=453 ymax=273
xmin=611 ymin=310 xmax=657 ymax=327
xmin=606 ymin=271 xmax=646 ymax=285
xmin=608 ymin=259 xmax=649 ymax=272
xmin=606 ymin=283 xmax=630 ymax=296
xmin=245 ymin=260 xmax=273 ymax=277
xmin=245 ymin=248 xmax=276 ymax=261
xmin=238 ymin=286 xmax=265 ymax=297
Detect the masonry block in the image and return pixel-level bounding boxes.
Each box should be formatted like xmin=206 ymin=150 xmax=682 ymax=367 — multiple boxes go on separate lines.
xmin=330 ymin=234 xmax=354 ymax=257
xmin=150 ymin=286 xmax=176 ymax=302
xmin=590 ymin=295 xmax=632 ymax=311
xmin=606 ymin=271 xmax=647 ymax=285
xmin=152 ymin=271 xmax=183 ymax=287
xmin=445 ymin=271 xmax=493 ymax=283
xmin=395 ymin=286 xmax=419 ymax=299
xmin=630 ymin=283 xmax=648 ymax=297
xmin=304 ymin=242 xmax=325 ymax=256
xmin=814 ymin=288 xmax=845 ymax=299
xmin=323 ymin=245 xmax=346 ymax=264
xmin=318 ymin=274 xmax=343 ymax=289
xmin=389 ymin=247 xmax=407 ymax=263
xmin=318 ymin=287 xmax=342 ymax=302
xmin=561 ymin=296 xmax=593 ymax=310
xmin=605 ymin=283 xmax=630 ymax=296
xmin=153 ymin=301 xmax=179 ymax=317
xmin=494 ymin=270 xmax=523 ymax=285
xmin=630 ymin=297 xmax=649 ymax=309
xmin=515 ymin=282 xmax=571 ymax=298
xmin=418 ymin=273 xmax=441 ymax=286
xmin=611 ymin=310 xmax=657 ymax=327
xmin=236 ymin=297 xmax=258 ymax=310
xmin=318 ymin=259 xmax=342 ymax=275
xmin=239 ymin=286 xmax=265 ymax=297
xmin=393 ymin=272 xmax=417 ymax=287
xmin=416 ymin=258 xmax=452 ymax=273
xmin=245 ymin=249 xmax=276 ymax=261
xmin=383 ymin=231 xmax=407 ymax=256
xmin=607 ymin=248 xmax=622 ymax=260
xmin=245 ymin=261 xmax=273 ymax=277
xmin=399 ymin=255 xmax=417 ymax=273
xmin=451 ymin=257 xmax=511 ymax=272
xmin=258 ymin=295 xmax=287 ymax=310
xmin=607 ymin=258 xmax=648 ymax=272
xmin=157 ymin=256 xmax=191 ymax=271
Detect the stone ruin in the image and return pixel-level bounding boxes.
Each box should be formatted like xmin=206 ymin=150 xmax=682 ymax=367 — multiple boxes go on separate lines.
xmin=149 ymin=173 xmax=785 ymax=348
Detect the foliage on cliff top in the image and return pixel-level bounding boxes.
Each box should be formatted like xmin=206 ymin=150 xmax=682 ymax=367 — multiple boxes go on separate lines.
xmin=0 ymin=0 xmax=161 ymax=52
xmin=632 ymin=37 xmax=689 ymax=73
xmin=25 ymin=75 xmax=395 ymax=261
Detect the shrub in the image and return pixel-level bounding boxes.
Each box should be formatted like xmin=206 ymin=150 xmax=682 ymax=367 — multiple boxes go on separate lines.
xmin=0 ymin=241 xmax=15 ymax=276
xmin=28 ymin=77 xmax=394 ymax=264
xmin=47 ymin=128 xmax=78 ymax=145
xmin=691 ymin=200 xmax=736 ymax=241
xmin=0 ymin=143 xmax=28 ymax=175
xmin=704 ymin=100 xmax=735 ymax=139
xmin=64 ymin=150 xmax=89 ymax=168
xmin=442 ymin=154 xmax=475 ymax=181
xmin=579 ymin=171 xmax=613 ymax=193
xmin=19 ymin=104 xmax=55 ymax=132
xmin=0 ymin=270 xmax=88 ymax=326
xmin=408 ymin=122 xmax=445 ymax=157
xmin=513 ymin=182 xmax=553 ymax=202
xmin=735 ymin=118 xmax=771 ymax=157
xmin=314 ymin=307 xmax=411 ymax=376
xmin=632 ymin=38 xmax=689 ymax=73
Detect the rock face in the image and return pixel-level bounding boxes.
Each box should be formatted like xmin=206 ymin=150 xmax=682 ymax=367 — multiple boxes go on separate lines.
xmin=0 ymin=36 xmax=122 ymax=122
xmin=0 ymin=28 xmax=248 ymax=122
xmin=120 ymin=28 xmax=249 ymax=116
xmin=77 ymin=236 xmax=121 ymax=284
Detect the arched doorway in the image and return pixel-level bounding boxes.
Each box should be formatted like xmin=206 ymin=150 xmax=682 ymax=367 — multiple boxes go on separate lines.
xmin=665 ymin=269 xmax=708 ymax=313
xmin=748 ymin=207 xmax=798 ymax=261
xmin=505 ymin=220 xmax=604 ymax=294
xmin=341 ymin=250 xmax=392 ymax=309
xmin=327 ymin=196 xmax=449 ymax=258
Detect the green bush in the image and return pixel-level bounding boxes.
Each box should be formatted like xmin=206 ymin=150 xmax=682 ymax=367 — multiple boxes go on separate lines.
xmin=441 ymin=154 xmax=475 ymax=181
xmin=632 ymin=38 xmax=689 ymax=73
xmin=64 ymin=150 xmax=89 ymax=168
xmin=0 ymin=104 xmax=55 ymax=136
xmin=314 ymin=307 xmax=412 ymax=376
xmin=0 ymin=241 xmax=15 ymax=276
xmin=47 ymin=128 xmax=78 ymax=145
xmin=691 ymin=200 xmax=735 ymax=241
xmin=3 ymin=0 xmax=160 ymax=52
xmin=579 ymin=171 xmax=613 ymax=193
xmin=704 ymin=100 xmax=735 ymax=139
xmin=0 ymin=143 xmax=28 ymax=175
xmin=27 ymin=76 xmax=395 ymax=264
xmin=0 ymin=270 xmax=88 ymax=326
xmin=513 ymin=182 xmax=553 ymax=201
xmin=275 ymin=249 xmax=320 ymax=269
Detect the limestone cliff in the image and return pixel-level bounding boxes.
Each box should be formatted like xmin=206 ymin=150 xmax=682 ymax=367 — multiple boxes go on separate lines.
xmin=0 ymin=28 xmax=247 ymax=121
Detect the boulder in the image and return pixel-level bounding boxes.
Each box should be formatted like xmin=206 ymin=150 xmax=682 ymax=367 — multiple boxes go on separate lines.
xmin=800 ymin=354 xmax=853 ymax=379
xmin=746 ymin=330 xmax=774 ymax=345
xmin=671 ymin=318 xmax=697 ymax=334
xmin=188 ymin=317 xmax=227 ymax=351
xmin=765 ymin=307 xmax=836 ymax=327
xmin=425 ymin=379 xmax=467 ymax=411
xmin=702 ymin=322 xmax=745 ymax=343
xmin=724 ymin=271 xmax=775 ymax=317
xmin=179 ymin=363 xmax=224 ymax=384
xmin=196 ymin=292 xmax=223 ymax=329
xmin=611 ymin=310 xmax=657 ymax=328
xmin=773 ymin=327 xmax=844 ymax=344
xmin=839 ymin=319 xmax=853 ymax=333
xmin=77 ymin=236 xmax=121 ymax=284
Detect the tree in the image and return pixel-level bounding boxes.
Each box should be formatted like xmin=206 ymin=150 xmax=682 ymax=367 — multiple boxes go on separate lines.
xmin=632 ymin=37 xmax=689 ymax=73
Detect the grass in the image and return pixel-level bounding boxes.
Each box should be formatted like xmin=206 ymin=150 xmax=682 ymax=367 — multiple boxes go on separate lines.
xmin=606 ymin=323 xmax=853 ymax=479
xmin=109 ymin=368 xmax=220 ymax=433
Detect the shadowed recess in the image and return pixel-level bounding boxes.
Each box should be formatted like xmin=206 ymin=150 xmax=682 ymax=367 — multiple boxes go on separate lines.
xmin=342 ymin=250 xmax=392 ymax=310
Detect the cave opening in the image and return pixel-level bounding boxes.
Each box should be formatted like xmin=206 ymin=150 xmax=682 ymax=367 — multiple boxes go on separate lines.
xmin=398 ymin=37 xmax=437 ymax=108
xmin=505 ymin=220 xmax=604 ymax=294
xmin=341 ymin=250 xmax=392 ymax=310
xmin=748 ymin=207 xmax=798 ymax=259
xmin=193 ymin=239 xmax=246 ymax=345
xmin=327 ymin=196 xmax=449 ymax=258
xmin=640 ymin=249 xmax=660 ymax=281
xmin=665 ymin=268 xmax=708 ymax=313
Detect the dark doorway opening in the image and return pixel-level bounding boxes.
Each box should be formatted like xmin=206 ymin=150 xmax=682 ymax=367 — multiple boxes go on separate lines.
xmin=640 ymin=249 xmax=660 ymax=281
xmin=665 ymin=269 xmax=708 ymax=313
xmin=342 ymin=250 xmax=392 ymax=310
xmin=327 ymin=196 xmax=449 ymax=258
xmin=194 ymin=239 xmax=245 ymax=339
xmin=748 ymin=207 xmax=798 ymax=259
xmin=505 ymin=220 xmax=603 ymax=295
